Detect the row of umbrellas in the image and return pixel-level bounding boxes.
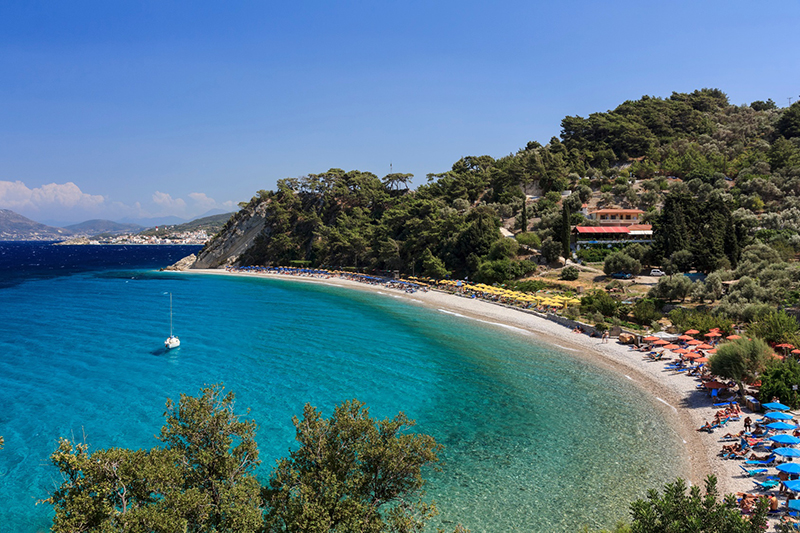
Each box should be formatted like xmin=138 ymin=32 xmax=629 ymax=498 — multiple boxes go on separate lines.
xmin=438 ymin=280 xmax=582 ymax=309
xmin=758 ymin=402 xmax=800 ymax=458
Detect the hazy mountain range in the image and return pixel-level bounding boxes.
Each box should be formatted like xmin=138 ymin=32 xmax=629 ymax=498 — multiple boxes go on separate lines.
xmin=0 ymin=209 xmax=233 ymax=241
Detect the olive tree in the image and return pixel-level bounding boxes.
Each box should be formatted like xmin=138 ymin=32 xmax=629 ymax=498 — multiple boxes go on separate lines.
xmin=708 ymin=338 xmax=772 ymax=397
xmin=264 ymin=400 xmax=445 ymax=533
xmin=44 ymin=385 xmax=263 ymax=533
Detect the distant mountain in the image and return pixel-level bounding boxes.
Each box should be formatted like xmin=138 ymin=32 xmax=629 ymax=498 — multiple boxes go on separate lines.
xmin=191 ymin=208 xmax=230 ymax=220
xmin=64 ymin=219 xmax=144 ymax=236
xmin=119 ymin=215 xmax=189 ymax=228
xmin=0 ymin=209 xmax=73 ymax=241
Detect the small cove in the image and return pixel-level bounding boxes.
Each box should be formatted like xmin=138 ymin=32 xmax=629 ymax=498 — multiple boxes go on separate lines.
xmin=0 ymin=244 xmax=688 ymax=532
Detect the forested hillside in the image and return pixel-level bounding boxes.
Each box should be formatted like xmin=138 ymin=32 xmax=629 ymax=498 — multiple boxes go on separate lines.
xmin=197 ymin=89 xmax=800 ymax=293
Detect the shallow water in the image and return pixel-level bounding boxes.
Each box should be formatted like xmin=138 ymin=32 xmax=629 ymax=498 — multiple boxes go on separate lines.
xmin=0 ymin=244 xmax=688 ymax=532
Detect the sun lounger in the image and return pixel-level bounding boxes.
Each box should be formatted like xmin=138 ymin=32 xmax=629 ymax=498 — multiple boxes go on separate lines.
xmin=753 ymin=478 xmax=780 ymax=489
xmin=739 ymin=465 xmax=768 ymax=476
xmin=745 ymin=455 xmax=777 ymax=466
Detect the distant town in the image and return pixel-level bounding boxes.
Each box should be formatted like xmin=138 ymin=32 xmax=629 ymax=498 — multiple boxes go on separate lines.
xmin=60 ymin=228 xmax=211 ymax=245
xmin=0 ymin=208 xmax=232 ymax=244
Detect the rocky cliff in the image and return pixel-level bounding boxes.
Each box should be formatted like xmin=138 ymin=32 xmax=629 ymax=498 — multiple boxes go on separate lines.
xmin=191 ymin=199 xmax=269 ymax=268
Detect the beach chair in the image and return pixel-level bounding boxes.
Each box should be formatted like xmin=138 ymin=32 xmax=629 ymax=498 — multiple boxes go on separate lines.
xmin=753 ymin=478 xmax=780 ymax=489
xmin=739 ymin=465 xmax=768 ymax=477
xmin=745 ymin=454 xmax=777 ymax=466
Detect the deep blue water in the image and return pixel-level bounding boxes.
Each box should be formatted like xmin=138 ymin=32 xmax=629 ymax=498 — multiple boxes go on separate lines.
xmin=0 ymin=242 xmax=688 ymax=532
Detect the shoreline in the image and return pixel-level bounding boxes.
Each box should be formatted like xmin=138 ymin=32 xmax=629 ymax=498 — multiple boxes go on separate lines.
xmin=184 ymin=268 xmax=756 ymax=497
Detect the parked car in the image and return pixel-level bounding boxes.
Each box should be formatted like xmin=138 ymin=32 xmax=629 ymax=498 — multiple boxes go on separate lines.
xmin=649 ymin=269 xmax=666 ymax=277
xmin=611 ymin=272 xmax=633 ymax=279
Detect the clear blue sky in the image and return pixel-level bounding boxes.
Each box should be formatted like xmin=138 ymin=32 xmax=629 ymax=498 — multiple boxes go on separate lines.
xmin=1 ymin=0 xmax=798 ymax=224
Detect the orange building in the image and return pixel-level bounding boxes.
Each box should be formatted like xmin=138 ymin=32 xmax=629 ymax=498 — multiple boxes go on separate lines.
xmin=587 ymin=208 xmax=644 ymax=226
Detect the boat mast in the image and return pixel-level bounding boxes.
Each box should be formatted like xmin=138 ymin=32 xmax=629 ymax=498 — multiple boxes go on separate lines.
xmin=169 ymin=292 xmax=173 ymax=337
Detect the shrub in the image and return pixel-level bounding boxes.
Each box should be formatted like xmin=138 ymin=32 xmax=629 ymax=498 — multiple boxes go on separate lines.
xmin=760 ymin=359 xmax=800 ymax=409
xmin=581 ymin=289 xmax=618 ymax=318
xmin=603 ymin=252 xmax=642 ymax=276
xmin=515 ymin=232 xmax=541 ymax=248
xmin=560 ymin=266 xmax=580 ymax=281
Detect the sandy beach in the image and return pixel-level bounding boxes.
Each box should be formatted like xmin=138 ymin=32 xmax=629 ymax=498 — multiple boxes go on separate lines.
xmin=188 ymin=268 xmax=759 ymax=498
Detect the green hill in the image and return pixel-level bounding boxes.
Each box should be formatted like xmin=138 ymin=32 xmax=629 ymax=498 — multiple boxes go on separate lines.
xmin=139 ymin=213 xmax=234 ymax=237
xmin=195 ymin=89 xmax=800 ymax=289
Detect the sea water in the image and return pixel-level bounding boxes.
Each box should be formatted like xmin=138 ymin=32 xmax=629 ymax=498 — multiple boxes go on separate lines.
xmin=0 ymin=242 xmax=688 ymax=532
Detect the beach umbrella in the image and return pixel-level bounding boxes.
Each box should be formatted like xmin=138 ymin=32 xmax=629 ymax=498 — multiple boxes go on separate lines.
xmin=726 ymin=335 xmax=741 ymax=340
xmin=779 ymin=464 xmax=800 ymax=476
xmin=687 ymin=340 xmax=702 ymax=345
xmin=763 ymin=402 xmax=792 ymax=411
xmin=685 ymin=329 xmax=700 ymax=335
xmin=792 ymin=349 xmax=800 ymax=355
xmin=705 ymin=332 xmax=722 ymax=337
xmin=774 ymin=447 xmax=800 ymax=458
xmin=765 ymin=411 xmax=795 ymax=421
xmin=707 ymin=348 xmax=717 ymax=354
xmin=767 ymin=422 xmax=797 ymax=431
xmin=662 ymin=344 xmax=680 ymax=350
xmin=678 ymin=335 xmax=694 ymax=341
xmin=643 ymin=336 xmax=660 ymax=342
xmin=777 ymin=343 xmax=796 ymax=349
xmin=673 ymin=348 xmax=690 ymax=354
xmin=696 ymin=343 xmax=714 ymax=350
xmin=771 ymin=434 xmax=800 ymax=445
xmin=653 ymin=339 xmax=669 ymax=345
xmin=695 ymin=357 xmax=709 ymax=363
xmin=684 ymin=352 xmax=702 ymax=360
xmin=785 ymin=479 xmax=800 ymax=492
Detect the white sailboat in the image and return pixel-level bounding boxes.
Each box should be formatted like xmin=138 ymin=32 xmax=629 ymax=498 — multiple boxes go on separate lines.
xmin=165 ymin=292 xmax=180 ymax=350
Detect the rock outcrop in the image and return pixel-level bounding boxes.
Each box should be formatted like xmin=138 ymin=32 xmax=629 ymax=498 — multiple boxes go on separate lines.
xmin=191 ymin=200 xmax=270 ymax=269
xmin=163 ymin=254 xmax=197 ymax=271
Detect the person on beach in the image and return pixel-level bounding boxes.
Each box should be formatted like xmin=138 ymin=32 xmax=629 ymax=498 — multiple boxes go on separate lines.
xmin=601 ymin=331 xmax=609 ymax=343
xmin=744 ymin=416 xmax=752 ymax=433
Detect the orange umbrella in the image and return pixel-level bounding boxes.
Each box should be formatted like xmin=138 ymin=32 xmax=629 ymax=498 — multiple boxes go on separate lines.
xmin=678 ymin=335 xmax=694 ymax=341
xmin=685 ymin=352 xmax=702 ymax=359
xmin=792 ymin=349 xmax=800 ymax=355
xmin=707 ymin=348 xmax=717 ymax=354
xmin=643 ymin=336 xmax=660 ymax=342
xmin=687 ymin=340 xmax=702 ymax=345
xmin=663 ymin=344 xmax=680 ymax=350
xmin=673 ymin=348 xmax=690 ymax=354
xmin=685 ymin=329 xmax=700 ymax=335
xmin=705 ymin=332 xmax=722 ymax=337
xmin=695 ymin=357 xmax=709 ymax=363
xmin=776 ymin=343 xmax=796 ymax=349
xmin=697 ymin=343 xmax=714 ymax=350
xmin=653 ymin=339 xmax=669 ymax=345
xmin=726 ymin=335 xmax=741 ymax=340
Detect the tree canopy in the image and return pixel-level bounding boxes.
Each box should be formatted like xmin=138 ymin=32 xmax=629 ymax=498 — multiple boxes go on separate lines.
xmin=263 ymin=400 xmax=443 ymax=533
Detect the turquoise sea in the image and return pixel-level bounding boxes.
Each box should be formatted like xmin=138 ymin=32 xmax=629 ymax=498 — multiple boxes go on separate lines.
xmin=0 ymin=243 xmax=688 ymax=532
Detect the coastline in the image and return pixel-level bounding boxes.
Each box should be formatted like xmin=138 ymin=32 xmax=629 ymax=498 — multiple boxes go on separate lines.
xmin=185 ymin=268 xmax=754 ymax=497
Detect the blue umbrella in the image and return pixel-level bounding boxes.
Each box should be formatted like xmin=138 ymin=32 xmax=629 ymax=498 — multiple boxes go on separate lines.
xmin=767 ymin=422 xmax=797 ymax=431
xmin=778 ymin=463 xmax=800 ymax=474
xmin=785 ymin=479 xmax=800 ymax=492
xmin=771 ymin=434 xmax=800 ymax=445
xmin=774 ymin=447 xmax=800 ymax=458
xmin=764 ymin=402 xmax=792 ymax=411
xmin=766 ymin=411 xmax=795 ymax=421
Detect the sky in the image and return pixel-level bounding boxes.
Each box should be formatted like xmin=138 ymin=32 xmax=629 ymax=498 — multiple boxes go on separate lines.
xmin=1 ymin=1 xmax=799 ymax=225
